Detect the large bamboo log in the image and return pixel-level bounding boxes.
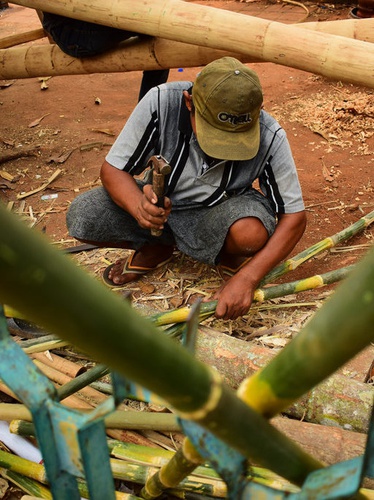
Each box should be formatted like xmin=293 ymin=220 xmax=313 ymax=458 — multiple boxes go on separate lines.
xmin=8 ymin=0 xmax=374 ymax=88
xmin=195 ymin=326 xmax=374 ymax=434
xmin=0 ymin=38 xmax=251 ymax=79
xmin=1 ymin=18 xmax=373 ymax=79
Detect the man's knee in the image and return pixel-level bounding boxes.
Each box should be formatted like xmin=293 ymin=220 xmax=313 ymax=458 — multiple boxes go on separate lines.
xmin=225 ymin=217 xmax=269 ymax=255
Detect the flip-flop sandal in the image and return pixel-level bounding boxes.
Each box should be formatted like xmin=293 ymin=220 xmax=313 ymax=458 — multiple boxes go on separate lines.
xmin=217 ymin=257 xmax=252 ymax=279
xmin=103 ymin=252 xmax=172 ymax=287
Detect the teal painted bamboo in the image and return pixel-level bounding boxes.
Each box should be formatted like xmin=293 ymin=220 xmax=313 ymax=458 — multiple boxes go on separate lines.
xmin=0 ymin=206 xmax=323 ymax=486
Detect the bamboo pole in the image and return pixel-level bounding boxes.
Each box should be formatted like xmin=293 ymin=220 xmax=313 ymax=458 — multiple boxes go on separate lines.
xmin=262 ymin=208 xmax=374 ymax=285
xmin=0 ymin=206 xmax=325 ymax=486
xmin=150 ymin=265 xmax=354 ymax=328
xmin=1 ymin=17 xmax=374 ymax=79
xmin=8 ymin=0 xmax=374 ymax=88
xmin=0 ymin=468 xmax=52 ymax=499
xmin=237 ymin=250 xmax=374 ymax=419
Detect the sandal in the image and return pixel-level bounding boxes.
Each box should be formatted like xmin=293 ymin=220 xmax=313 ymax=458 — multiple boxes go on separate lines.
xmin=103 ymin=252 xmax=172 ymax=287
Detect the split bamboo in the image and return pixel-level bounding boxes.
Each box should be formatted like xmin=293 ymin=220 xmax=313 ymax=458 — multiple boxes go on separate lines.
xmin=31 ymin=351 xmax=87 ymax=378
xmin=1 ymin=17 xmax=374 ymax=79
xmin=8 ymin=0 xmax=374 ymax=88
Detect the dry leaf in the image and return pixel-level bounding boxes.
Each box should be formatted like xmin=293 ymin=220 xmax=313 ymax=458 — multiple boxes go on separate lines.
xmin=28 ymin=113 xmax=50 ymax=128
xmin=139 ymin=283 xmax=156 ymax=294
xmin=47 ymin=149 xmax=74 ymax=164
xmin=170 ymin=296 xmax=184 ymax=308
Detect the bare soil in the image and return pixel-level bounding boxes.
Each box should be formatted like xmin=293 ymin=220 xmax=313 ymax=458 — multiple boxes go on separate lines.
xmin=1 ymin=1 xmax=373 ymax=322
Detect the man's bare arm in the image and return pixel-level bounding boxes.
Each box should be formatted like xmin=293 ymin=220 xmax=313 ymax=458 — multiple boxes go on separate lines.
xmin=214 ymin=211 xmax=307 ymax=320
xmin=100 ymin=160 xmax=171 ymax=231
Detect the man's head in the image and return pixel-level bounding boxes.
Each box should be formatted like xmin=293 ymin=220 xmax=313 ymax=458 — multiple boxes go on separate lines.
xmin=190 ymin=57 xmax=263 ymax=161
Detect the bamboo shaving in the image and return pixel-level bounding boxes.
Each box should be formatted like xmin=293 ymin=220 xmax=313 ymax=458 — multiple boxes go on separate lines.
xmin=271 ymin=88 xmax=374 ymax=154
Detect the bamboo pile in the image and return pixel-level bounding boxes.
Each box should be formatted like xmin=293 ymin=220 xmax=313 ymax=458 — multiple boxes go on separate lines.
xmin=0 ymin=202 xmax=373 ymax=497
xmin=5 ymin=0 xmax=374 ymax=88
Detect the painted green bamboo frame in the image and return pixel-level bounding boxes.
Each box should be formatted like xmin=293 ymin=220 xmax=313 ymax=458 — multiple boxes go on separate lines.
xmin=0 ymin=206 xmax=373 ymax=491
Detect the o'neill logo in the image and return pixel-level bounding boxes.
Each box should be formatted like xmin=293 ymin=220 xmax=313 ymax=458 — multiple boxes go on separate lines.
xmin=218 ymin=112 xmax=252 ymax=126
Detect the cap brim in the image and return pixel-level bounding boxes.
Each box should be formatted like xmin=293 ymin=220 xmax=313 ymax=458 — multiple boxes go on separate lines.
xmin=195 ymin=113 xmax=260 ymax=161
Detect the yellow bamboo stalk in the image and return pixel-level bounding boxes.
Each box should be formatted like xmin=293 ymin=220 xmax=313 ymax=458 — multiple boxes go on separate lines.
xmin=8 ymin=0 xmax=374 ymax=88
xmin=33 ymin=359 xmax=106 ymax=406
xmin=31 ymin=352 xmax=87 ymax=378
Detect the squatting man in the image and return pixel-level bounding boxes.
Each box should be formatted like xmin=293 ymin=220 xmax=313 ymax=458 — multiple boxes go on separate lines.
xmin=67 ymin=57 xmax=307 ymax=320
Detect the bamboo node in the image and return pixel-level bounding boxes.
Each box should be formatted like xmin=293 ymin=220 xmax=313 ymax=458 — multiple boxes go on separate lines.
xmin=176 ymin=369 xmax=223 ymax=421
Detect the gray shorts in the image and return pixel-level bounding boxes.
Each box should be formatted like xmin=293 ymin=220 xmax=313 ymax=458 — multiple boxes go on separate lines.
xmin=67 ymin=185 xmax=276 ymax=266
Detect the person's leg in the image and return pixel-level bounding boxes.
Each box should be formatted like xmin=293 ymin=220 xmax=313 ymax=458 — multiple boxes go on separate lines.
xmin=42 ymin=13 xmax=136 ymax=57
xmin=66 ymin=186 xmax=175 ymax=285
xmin=167 ymin=188 xmax=276 ymax=271
xmin=138 ymin=69 xmax=170 ymax=101
xmin=218 ymin=216 xmax=269 ymax=272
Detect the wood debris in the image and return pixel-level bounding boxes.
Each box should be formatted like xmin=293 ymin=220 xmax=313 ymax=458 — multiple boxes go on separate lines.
xmin=271 ymin=87 xmax=374 ymax=154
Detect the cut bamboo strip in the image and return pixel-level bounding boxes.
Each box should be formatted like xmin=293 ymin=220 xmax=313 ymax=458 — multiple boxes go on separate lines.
xmin=0 ymin=468 xmax=52 ymax=499
xmin=0 ymin=28 xmax=46 ymax=49
xmin=7 ymin=0 xmax=374 ymax=88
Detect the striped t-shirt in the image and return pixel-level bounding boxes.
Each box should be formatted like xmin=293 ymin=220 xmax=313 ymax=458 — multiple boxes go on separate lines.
xmin=106 ymin=81 xmax=304 ymax=214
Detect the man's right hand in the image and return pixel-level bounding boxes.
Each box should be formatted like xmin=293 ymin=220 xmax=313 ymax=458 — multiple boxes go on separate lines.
xmin=100 ymin=160 xmax=172 ymax=233
xmin=136 ymin=184 xmax=172 ymax=231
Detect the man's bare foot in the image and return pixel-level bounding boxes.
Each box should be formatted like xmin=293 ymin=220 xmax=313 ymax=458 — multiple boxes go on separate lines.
xmin=103 ymin=245 xmax=174 ymax=286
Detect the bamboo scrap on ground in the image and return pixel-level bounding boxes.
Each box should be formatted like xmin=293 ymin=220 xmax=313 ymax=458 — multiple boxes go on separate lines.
xmin=0 ymin=28 xmax=46 ymax=49
xmin=8 ymin=0 xmax=374 ymax=88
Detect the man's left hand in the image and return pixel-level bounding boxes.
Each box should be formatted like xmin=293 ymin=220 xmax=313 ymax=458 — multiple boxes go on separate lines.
xmin=213 ymin=273 xmax=256 ymax=320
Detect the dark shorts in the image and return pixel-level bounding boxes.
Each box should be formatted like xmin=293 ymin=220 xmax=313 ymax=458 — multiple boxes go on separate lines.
xmin=67 ymin=185 xmax=276 ymax=266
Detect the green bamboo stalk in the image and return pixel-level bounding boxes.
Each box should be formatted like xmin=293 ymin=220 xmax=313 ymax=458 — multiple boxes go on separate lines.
xmin=9 ymin=409 xmax=180 ymax=434
xmin=237 ymin=247 xmax=374 ymax=418
xmin=56 ymin=364 xmax=109 ymax=401
xmin=261 ymin=208 xmax=374 ymax=285
xmin=140 ymin=440 xmax=205 ymax=499
xmin=0 ymin=206 xmax=323 ymax=486
xmin=150 ymin=265 xmax=354 ymax=327
xmin=0 ymin=403 xmax=180 ymax=432
xmin=0 ymin=467 xmax=52 ymax=499
xmin=0 ymin=449 xmax=46 ymax=483
xmin=0 ymin=449 xmax=144 ymax=500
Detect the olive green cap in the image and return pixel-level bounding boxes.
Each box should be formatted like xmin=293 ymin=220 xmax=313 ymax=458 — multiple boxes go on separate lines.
xmin=192 ymin=57 xmax=263 ymax=160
